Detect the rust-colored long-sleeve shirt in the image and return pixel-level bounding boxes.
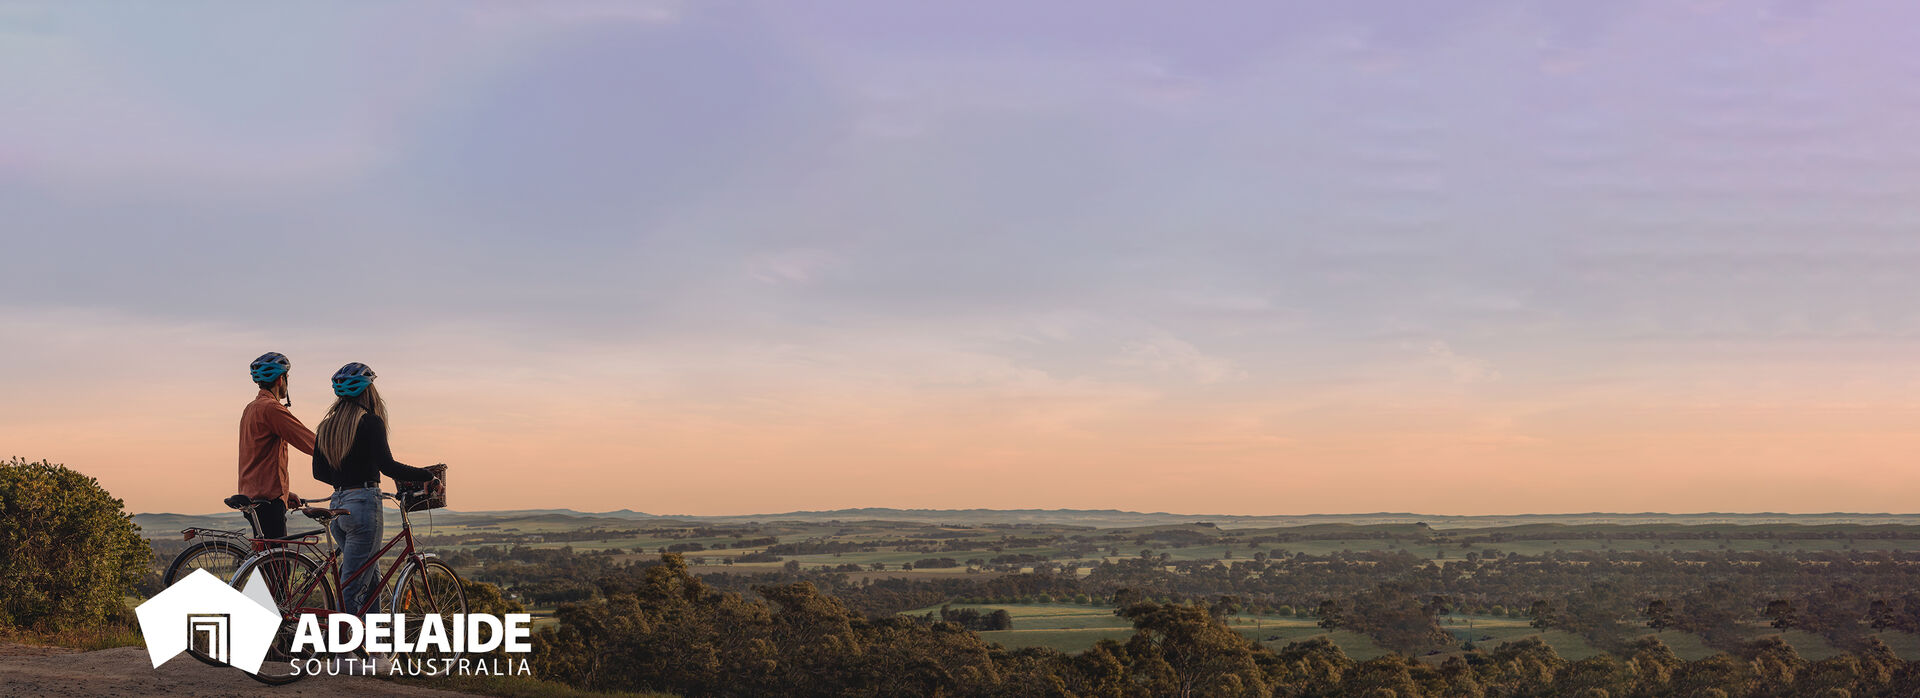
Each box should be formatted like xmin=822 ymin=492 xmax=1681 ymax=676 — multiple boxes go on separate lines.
xmin=239 ymin=389 xmax=316 ymax=507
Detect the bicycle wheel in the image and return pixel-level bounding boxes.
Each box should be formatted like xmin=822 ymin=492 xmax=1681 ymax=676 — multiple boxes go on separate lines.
xmin=232 ymin=549 xmax=337 ymax=686
xmin=164 ymin=538 xmax=250 ymax=586
xmin=388 ymin=557 xmax=469 ymax=666
xmin=165 ymin=539 xmax=252 ymax=667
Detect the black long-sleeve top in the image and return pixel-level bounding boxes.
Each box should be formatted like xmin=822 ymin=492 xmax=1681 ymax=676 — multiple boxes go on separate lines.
xmin=312 ymin=413 xmax=434 ymax=489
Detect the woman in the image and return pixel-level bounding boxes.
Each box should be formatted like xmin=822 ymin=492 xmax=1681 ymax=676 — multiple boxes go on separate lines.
xmin=312 ymin=362 xmax=435 ymax=613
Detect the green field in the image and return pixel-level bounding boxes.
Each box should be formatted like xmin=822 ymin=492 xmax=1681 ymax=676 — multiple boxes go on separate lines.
xmin=1875 ymin=631 xmax=1920 ymax=660
xmin=912 ymin=603 xmax=1392 ymax=658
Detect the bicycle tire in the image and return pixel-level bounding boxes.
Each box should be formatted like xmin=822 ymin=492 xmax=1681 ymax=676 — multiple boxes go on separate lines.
xmin=164 ymin=538 xmax=253 ymax=667
xmin=231 ymin=549 xmax=337 ymax=686
xmin=163 ymin=538 xmax=251 ymax=586
xmin=387 ymin=557 xmax=470 ymax=665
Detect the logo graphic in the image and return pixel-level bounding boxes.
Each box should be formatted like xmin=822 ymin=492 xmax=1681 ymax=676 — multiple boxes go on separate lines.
xmin=135 ymin=569 xmax=282 ymax=675
xmin=187 ymin=614 xmax=230 ymax=664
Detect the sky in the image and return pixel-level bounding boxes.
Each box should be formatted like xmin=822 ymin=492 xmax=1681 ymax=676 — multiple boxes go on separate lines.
xmin=6 ymin=1 xmax=1920 ymax=516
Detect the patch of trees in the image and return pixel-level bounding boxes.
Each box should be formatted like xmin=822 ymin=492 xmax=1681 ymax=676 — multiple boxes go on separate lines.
xmin=537 ymin=554 xmax=1920 ymax=697
xmin=997 ymin=536 xmax=1061 ymax=549
xmin=440 ymin=544 xmax=620 ymax=606
xmin=644 ymin=526 xmax=755 ymax=540
xmin=1127 ymin=528 xmax=1218 ymax=548
xmin=1454 ymin=524 xmax=1920 ymax=544
xmin=698 ymin=567 xmax=1084 ymax=617
xmin=934 ymin=539 xmax=1003 ymax=552
xmin=924 ymin=604 xmax=1012 ymax=631
xmin=421 ymin=525 xmax=653 ymax=546
xmin=991 ymin=553 xmax=1048 ymax=565
xmin=765 ymin=540 xmax=902 ymax=555
xmin=1076 ymin=548 xmax=1920 ymax=658
xmin=911 ymin=530 xmax=981 ymax=539
xmin=1312 ymin=583 xmax=1454 ymax=655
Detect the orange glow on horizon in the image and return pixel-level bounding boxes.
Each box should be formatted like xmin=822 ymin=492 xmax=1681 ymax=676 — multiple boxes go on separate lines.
xmin=11 ymin=376 xmax=1919 ymax=517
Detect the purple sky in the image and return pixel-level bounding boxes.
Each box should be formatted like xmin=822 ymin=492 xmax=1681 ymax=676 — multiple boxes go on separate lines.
xmin=7 ymin=1 xmax=1920 ymax=515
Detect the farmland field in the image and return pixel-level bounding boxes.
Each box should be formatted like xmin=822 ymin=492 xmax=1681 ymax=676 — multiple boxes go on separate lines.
xmin=136 ymin=506 xmax=1920 ymax=673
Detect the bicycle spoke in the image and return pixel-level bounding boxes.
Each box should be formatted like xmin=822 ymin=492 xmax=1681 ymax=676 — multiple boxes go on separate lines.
xmin=389 ymin=559 xmax=468 ymax=665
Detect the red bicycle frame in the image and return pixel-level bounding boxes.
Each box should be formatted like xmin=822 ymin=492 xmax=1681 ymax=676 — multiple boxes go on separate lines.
xmin=258 ymin=504 xmax=436 ymax=620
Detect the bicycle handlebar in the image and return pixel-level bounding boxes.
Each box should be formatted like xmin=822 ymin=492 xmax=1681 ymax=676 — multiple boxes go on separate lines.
xmin=228 ymin=474 xmax=437 ymax=509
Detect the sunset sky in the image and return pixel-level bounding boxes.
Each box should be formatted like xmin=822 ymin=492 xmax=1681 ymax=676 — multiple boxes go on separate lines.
xmin=7 ymin=1 xmax=1920 ymax=516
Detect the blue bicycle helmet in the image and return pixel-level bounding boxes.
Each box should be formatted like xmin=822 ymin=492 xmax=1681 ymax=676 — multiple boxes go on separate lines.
xmin=250 ymin=352 xmax=291 ymax=383
xmin=332 ymin=362 xmax=377 ymax=397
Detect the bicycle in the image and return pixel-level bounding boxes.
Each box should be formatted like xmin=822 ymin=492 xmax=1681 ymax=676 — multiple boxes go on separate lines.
xmin=227 ymin=483 xmax=466 ymax=685
xmin=163 ymin=494 xmax=330 ymax=585
xmin=163 ymin=494 xmax=328 ymax=667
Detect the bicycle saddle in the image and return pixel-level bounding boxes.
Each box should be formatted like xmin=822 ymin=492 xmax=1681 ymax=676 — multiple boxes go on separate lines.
xmin=301 ymin=507 xmax=352 ymax=521
xmin=224 ymin=494 xmax=255 ymax=510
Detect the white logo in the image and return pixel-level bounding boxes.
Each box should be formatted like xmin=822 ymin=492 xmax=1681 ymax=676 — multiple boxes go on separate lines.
xmin=134 ymin=569 xmax=282 ymax=675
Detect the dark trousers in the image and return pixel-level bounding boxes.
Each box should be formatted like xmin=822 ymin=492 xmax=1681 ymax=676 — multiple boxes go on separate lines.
xmin=249 ymin=499 xmax=288 ymax=540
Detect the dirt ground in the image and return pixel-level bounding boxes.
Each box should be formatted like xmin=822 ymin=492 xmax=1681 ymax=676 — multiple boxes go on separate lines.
xmin=0 ymin=642 xmax=480 ymax=697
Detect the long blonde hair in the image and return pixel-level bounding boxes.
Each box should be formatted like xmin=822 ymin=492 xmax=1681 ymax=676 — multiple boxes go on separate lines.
xmin=316 ymin=383 xmax=389 ymax=466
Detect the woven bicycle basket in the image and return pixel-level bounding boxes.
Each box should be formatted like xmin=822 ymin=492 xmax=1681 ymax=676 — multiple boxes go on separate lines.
xmin=400 ymin=463 xmax=448 ymax=512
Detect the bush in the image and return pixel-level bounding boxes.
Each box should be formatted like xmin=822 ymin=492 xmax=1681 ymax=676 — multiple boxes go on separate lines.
xmin=464 ymin=578 xmax=528 ymax=616
xmin=0 ymin=458 xmax=150 ymax=631
xmin=538 ymin=554 xmax=1006 ymax=696
xmin=460 ymin=579 xmax=527 ymax=662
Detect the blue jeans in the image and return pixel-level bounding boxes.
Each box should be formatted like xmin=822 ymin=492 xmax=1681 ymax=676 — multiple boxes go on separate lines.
xmin=331 ymin=487 xmax=384 ymax=614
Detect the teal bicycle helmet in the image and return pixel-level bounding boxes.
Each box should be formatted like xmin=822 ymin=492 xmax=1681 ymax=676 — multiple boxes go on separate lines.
xmin=332 ymin=362 xmax=377 ymax=397
xmin=250 ymin=352 xmax=291 ymax=383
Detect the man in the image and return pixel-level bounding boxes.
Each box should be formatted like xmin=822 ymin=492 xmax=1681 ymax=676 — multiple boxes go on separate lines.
xmin=238 ymin=352 xmax=316 ymax=539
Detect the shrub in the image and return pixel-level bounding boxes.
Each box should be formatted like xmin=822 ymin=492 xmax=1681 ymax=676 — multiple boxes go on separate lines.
xmin=0 ymin=458 xmax=150 ymax=631
xmin=460 ymin=579 xmax=527 ymax=662
xmin=464 ymin=577 xmax=528 ymax=616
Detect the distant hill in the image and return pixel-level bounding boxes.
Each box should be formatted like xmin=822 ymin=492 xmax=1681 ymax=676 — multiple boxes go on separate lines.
xmin=130 ymin=506 xmax=1920 ymax=537
xmin=667 ymin=508 xmax=1920 ymax=529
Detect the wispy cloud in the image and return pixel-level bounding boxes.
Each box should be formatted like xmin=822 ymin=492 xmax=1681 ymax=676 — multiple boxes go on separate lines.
xmin=1115 ymin=335 xmax=1247 ymax=385
xmin=1411 ymin=340 xmax=1499 ymax=384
